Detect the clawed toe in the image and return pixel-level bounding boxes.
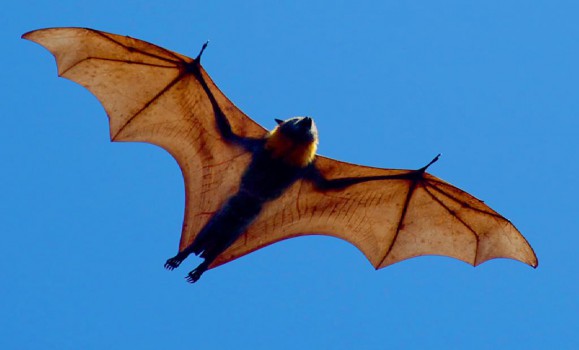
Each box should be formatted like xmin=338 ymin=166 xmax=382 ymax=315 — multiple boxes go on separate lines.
xmin=164 ymin=257 xmax=182 ymax=270
xmin=185 ymin=270 xmax=202 ymax=283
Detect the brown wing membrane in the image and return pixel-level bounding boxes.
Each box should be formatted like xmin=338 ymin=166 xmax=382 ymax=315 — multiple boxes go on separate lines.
xmin=22 ymin=27 xmax=267 ymax=252
xmin=214 ymin=156 xmax=538 ymax=269
xmin=25 ymin=27 xmax=537 ymax=273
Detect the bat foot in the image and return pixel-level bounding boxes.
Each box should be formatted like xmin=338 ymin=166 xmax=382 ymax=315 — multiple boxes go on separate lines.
xmin=185 ymin=262 xmax=209 ymax=283
xmin=185 ymin=269 xmax=203 ymax=283
xmin=185 ymin=271 xmax=201 ymax=283
xmin=164 ymin=256 xmax=183 ymax=270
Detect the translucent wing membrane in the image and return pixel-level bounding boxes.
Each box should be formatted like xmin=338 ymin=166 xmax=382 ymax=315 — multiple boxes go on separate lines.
xmin=25 ymin=27 xmax=537 ymax=272
xmin=216 ymin=157 xmax=537 ymax=269
xmin=23 ymin=28 xmax=266 ymax=252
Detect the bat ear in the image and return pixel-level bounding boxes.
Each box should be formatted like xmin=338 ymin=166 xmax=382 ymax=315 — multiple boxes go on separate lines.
xmin=274 ymin=118 xmax=285 ymax=125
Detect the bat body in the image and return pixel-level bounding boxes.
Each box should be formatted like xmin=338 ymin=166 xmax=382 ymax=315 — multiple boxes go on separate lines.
xmin=23 ymin=28 xmax=538 ymax=283
xmin=166 ymin=114 xmax=322 ymax=282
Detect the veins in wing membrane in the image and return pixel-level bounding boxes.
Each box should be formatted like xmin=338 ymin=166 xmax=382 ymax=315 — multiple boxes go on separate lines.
xmin=373 ymin=172 xmax=496 ymax=266
xmin=378 ymin=179 xmax=417 ymax=267
xmin=422 ymin=184 xmax=479 ymax=237
xmin=56 ymin=32 xmax=193 ymax=141
xmin=96 ymin=30 xmax=186 ymax=64
xmin=59 ymin=57 xmax=177 ymax=77
xmin=111 ymin=70 xmax=186 ymax=140
xmin=377 ymin=176 xmax=509 ymax=266
xmin=422 ymin=184 xmax=480 ymax=260
xmin=56 ymin=53 xmax=186 ymax=141
xmin=426 ymin=179 xmax=507 ymax=219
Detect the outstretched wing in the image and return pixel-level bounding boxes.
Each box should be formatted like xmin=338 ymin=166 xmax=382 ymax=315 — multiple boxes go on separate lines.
xmin=23 ymin=27 xmax=267 ymax=251
xmin=214 ymin=156 xmax=538 ymax=269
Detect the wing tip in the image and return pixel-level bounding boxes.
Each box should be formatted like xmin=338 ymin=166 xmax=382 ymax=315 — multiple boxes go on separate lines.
xmin=22 ymin=28 xmax=51 ymax=41
xmin=474 ymin=253 xmax=539 ymax=269
xmin=22 ymin=27 xmax=97 ymax=42
xmin=21 ymin=31 xmax=33 ymax=40
xmin=21 ymin=28 xmax=46 ymax=41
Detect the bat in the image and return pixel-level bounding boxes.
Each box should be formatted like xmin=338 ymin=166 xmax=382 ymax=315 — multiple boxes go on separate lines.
xmin=23 ymin=27 xmax=538 ymax=283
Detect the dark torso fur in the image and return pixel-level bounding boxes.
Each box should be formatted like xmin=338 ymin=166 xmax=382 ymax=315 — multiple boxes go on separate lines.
xmin=189 ymin=144 xmax=309 ymax=261
xmin=239 ymin=147 xmax=307 ymax=201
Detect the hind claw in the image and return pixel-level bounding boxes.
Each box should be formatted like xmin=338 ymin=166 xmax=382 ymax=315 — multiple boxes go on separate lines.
xmin=164 ymin=257 xmax=183 ymax=270
xmin=185 ymin=269 xmax=203 ymax=283
xmin=185 ymin=261 xmax=209 ymax=283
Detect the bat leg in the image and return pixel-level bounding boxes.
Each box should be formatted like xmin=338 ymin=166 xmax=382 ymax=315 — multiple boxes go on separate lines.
xmin=185 ymin=260 xmax=210 ymax=283
xmin=164 ymin=253 xmax=188 ymax=270
xmin=170 ymin=194 xmax=263 ymax=283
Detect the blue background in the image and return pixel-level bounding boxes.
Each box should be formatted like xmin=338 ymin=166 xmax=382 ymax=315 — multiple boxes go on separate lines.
xmin=3 ymin=1 xmax=577 ymax=349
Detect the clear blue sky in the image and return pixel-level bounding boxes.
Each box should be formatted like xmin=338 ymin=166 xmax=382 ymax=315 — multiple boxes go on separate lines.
xmin=3 ymin=1 xmax=577 ymax=349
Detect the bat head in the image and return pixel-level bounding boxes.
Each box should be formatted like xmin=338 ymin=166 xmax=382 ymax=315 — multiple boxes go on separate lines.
xmin=274 ymin=116 xmax=318 ymax=144
xmin=266 ymin=117 xmax=319 ymax=167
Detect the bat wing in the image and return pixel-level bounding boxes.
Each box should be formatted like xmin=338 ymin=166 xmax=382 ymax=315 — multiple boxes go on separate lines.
xmin=23 ymin=27 xmax=267 ymax=251
xmin=214 ymin=156 xmax=538 ymax=269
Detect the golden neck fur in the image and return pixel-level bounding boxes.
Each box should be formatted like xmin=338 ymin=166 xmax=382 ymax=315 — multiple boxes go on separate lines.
xmin=264 ymin=126 xmax=318 ymax=168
